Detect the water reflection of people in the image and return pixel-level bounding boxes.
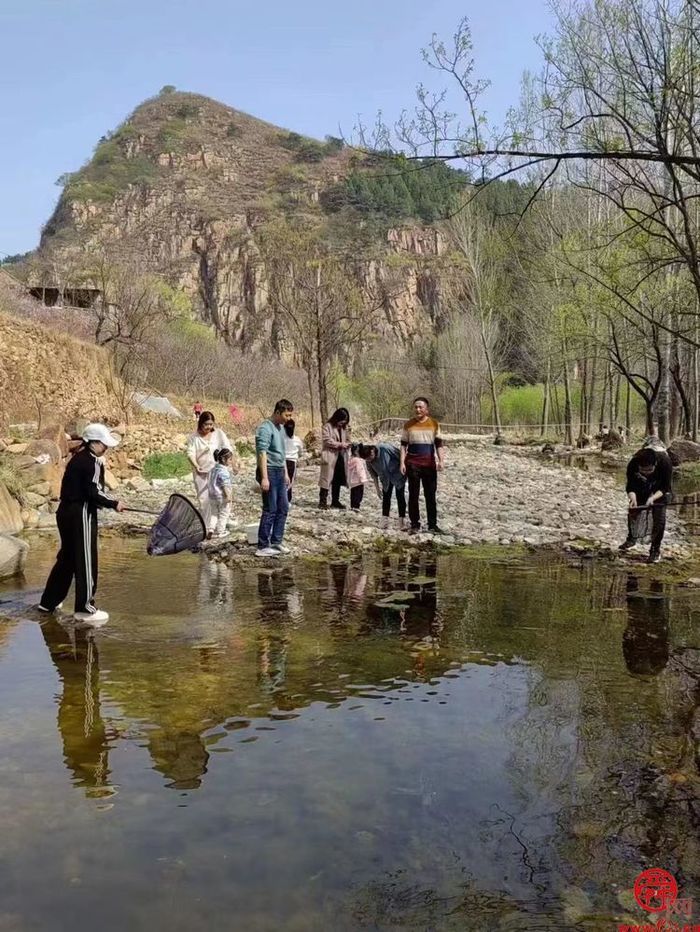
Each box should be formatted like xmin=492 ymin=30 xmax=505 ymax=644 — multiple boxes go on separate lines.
xmin=623 ymin=577 xmax=670 ymax=675
xmin=256 ymin=569 xmax=295 ymax=699
xmin=148 ymin=729 xmax=210 ymax=791
xmin=197 ymin=557 xmax=235 ymax=609
xmin=321 ymin=562 xmax=368 ymax=621
xmin=40 ymin=617 xmax=111 ymax=795
xmin=365 ymin=553 xmax=441 ymax=642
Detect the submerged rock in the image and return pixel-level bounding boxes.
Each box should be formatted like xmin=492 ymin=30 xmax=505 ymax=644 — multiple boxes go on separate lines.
xmin=0 ymin=533 xmax=29 ymax=579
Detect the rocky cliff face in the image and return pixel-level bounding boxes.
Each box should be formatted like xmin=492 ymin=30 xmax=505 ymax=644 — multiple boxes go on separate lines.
xmin=31 ymin=90 xmax=446 ymax=352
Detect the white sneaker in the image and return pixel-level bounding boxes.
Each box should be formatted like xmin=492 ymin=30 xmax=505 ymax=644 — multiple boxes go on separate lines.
xmin=272 ymin=544 xmax=291 ymax=554
xmin=380 ymin=516 xmax=389 ymax=530
xmin=74 ymin=608 xmax=109 ymax=624
xmin=38 ymin=602 xmax=63 ymax=613
xmin=255 ymin=547 xmax=280 ymax=558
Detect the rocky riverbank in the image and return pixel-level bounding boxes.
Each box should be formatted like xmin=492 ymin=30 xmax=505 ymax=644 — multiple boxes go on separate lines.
xmin=92 ymin=437 xmax=689 ymax=565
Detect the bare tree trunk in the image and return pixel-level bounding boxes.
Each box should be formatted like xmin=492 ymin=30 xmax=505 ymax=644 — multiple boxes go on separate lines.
xmin=541 ymin=356 xmax=551 ymax=437
xmin=646 ymin=401 xmax=655 ymax=436
xmin=694 ymin=324 xmax=700 ymax=442
xmin=579 ymin=357 xmax=588 ymax=439
xmin=587 ymin=340 xmax=598 ymax=435
xmin=552 ymin=379 xmax=562 ymax=437
xmin=314 ymin=266 xmax=329 ymax=424
xmin=625 ymin=378 xmax=631 ymax=437
xmin=598 ymin=367 xmax=608 ymax=433
xmin=480 ymin=317 xmax=502 ymax=438
xmin=306 ymin=369 xmax=316 ymax=429
xmin=562 ymin=338 xmax=574 ymax=446
xmin=657 ymin=327 xmax=671 ymax=443
xmin=611 ymin=370 xmax=620 ymax=428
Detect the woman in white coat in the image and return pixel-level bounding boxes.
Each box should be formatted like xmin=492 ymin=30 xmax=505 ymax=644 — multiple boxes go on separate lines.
xmin=186 ymin=411 xmax=232 ymax=529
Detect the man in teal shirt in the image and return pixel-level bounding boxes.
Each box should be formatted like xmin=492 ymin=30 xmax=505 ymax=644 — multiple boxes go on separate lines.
xmin=255 ymin=399 xmax=294 ymax=557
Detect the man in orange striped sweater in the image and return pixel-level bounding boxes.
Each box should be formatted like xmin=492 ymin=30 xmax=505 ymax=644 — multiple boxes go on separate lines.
xmin=399 ymin=397 xmax=445 ymax=534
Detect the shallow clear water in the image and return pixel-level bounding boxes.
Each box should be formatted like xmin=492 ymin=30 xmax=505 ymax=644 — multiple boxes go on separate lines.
xmin=1 ymin=539 xmax=699 ymax=930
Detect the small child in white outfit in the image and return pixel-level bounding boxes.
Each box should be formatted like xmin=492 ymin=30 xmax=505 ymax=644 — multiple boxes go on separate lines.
xmin=208 ymin=448 xmax=234 ymax=537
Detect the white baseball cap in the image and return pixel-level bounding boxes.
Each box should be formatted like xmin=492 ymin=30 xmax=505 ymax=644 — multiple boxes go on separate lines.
xmin=82 ymin=423 xmax=120 ymax=448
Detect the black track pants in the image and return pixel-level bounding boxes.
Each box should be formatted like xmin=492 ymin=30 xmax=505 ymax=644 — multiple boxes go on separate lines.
xmin=41 ymin=503 xmax=98 ymax=613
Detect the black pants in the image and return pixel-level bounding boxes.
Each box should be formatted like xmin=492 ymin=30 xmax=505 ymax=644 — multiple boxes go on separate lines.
xmin=286 ymin=460 xmax=296 ymax=502
xmin=350 ymin=485 xmax=364 ymax=510
xmin=382 ymin=485 xmax=406 ymax=518
xmin=407 ymin=464 xmax=438 ymax=529
xmin=41 ymin=503 xmax=98 ymax=613
xmin=628 ymin=491 xmax=669 ymax=550
xmin=332 ymin=457 xmax=346 ymax=505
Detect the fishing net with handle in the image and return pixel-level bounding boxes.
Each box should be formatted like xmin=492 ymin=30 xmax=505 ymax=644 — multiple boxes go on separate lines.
xmin=146 ymin=493 xmax=207 ymax=556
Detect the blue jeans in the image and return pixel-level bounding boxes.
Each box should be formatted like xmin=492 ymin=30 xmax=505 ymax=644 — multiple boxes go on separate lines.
xmin=258 ymin=466 xmax=289 ymax=548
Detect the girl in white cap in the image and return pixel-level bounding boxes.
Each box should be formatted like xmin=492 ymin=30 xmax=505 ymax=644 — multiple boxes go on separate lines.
xmin=39 ymin=423 xmax=126 ymax=623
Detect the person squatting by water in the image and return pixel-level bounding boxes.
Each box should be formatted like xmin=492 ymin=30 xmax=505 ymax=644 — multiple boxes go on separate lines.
xmin=319 ymin=408 xmax=351 ymax=509
xmin=359 ymin=441 xmax=407 ymax=530
xmin=255 ymin=399 xmax=294 ymax=557
xmin=186 ymin=411 xmax=232 ymax=530
xmin=39 ymin=423 xmax=126 ymax=624
xmin=400 ymin=397 xmax=445 ymax=534
xmin=283 ymin=418 xmax=304 ymax=504
xmin=619 ymin=440 xmax=673 ymax=564
xmin=347 ymin=444 xmax=370 ymax=511
xmin=208 ymin=448 xmax=236 ymax=539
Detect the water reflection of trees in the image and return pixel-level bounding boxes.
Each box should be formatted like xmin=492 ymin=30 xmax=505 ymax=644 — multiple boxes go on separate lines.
xmin=496 ymin=567 xmax=700 ymax=912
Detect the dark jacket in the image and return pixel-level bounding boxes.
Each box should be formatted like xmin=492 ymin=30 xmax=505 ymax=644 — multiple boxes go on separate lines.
xmin=367 ymin=442 xmax=405 ymax=493
xmin=626 ymin=449 xmax=673 ymax=498
xmin=59 ymin=447 xmax=117 ymax=511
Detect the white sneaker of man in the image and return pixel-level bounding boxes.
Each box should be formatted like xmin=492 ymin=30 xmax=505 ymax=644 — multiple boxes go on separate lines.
xmin=255 ymin=547 xmax=280 ymax=558
xmin=74 ymin=608 xmax=110 ymax=624
xmin=272 ymin=543 xmax=291 ymax=554
xmin=38 ymin=602 xmax=63 ymax=613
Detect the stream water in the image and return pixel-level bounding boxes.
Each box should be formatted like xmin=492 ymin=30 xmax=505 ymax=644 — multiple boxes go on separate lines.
xmin=1 ymin=539 xmax=699 ymax=931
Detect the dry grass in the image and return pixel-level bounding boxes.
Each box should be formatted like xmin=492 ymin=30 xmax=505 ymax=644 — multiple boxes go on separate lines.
xmin=0 ymin=456 xmax=27 ymax=506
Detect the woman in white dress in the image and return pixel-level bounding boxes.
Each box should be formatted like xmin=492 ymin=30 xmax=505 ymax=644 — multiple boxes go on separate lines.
xmin=186 ymin=411 xmax=232 ymax=529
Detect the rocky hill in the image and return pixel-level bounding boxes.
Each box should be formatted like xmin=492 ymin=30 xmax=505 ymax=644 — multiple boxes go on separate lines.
xmin=28 ymin=89 xmax=453 ymax=352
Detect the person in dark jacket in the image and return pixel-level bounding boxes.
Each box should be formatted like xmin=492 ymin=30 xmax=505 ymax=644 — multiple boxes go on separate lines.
xmin=359 ymin=442 xmax=407 ymax=529
xmin=619 ymin=444 xmax=673 ymax=563
xmin=39 ymin=423 xmax=125 ymax=623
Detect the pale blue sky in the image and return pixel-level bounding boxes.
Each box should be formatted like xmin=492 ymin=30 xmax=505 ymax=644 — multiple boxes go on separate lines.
xmin=0 ymin=0 xmax=553 ymax=254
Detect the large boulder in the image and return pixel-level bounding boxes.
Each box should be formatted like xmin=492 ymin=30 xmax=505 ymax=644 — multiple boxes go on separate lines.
xmin=18 ymin=462 xmax=62 ymax=497
xmin=37 ymin=423 xmax=70 ymax=458
xmin=601 ymin=429 xmax=624 ymax=451
xmin=0 ymin=482 xmax=22 ymax=534
xmin=25 ymin=438 xmax=63 ymax=465
xmin=668 ymin=439 xmax=700 ymax=466
xmin=0 ymin=534 xmax=28 ymax=580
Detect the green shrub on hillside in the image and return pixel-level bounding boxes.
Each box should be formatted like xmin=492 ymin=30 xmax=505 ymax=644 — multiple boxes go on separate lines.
xmin=175 ymin=102 xmax=199 ymax=120
xmin=156 ymin=118 xmax=189 ymax=152
xmin=321 ymin=156 xmax=468 ymax=224
xmin=142 ymin=452 xmax=191 ymax=480
xmin=280 ymin=131 xmax=342 ymax=163
xmin=62 ymin=132 xmax=159 ymax=204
